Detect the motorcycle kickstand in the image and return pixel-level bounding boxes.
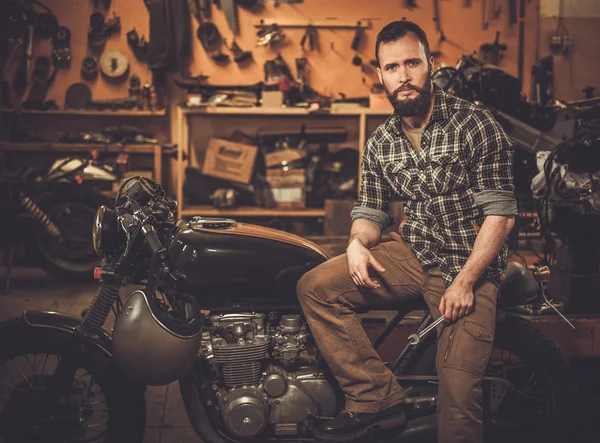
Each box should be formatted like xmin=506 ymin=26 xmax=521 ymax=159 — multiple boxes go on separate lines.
xmin=533 ymin=265 xmax=576 ymax=330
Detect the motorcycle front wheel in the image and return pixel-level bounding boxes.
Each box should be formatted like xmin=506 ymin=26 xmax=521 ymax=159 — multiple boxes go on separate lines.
xmin=404 ymin=313 xmax=578 ymax=443
xmin=0 ymin=317 xmax=146 ymax=443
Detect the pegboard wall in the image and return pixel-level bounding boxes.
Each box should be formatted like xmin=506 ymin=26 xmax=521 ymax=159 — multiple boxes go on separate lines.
xmin=7 ymin=0 xmax=543 ymax=107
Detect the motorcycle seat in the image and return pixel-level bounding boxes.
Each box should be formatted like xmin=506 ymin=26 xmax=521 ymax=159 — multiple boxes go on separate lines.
xmin=497 ymin=261 xmax=539 ymax=308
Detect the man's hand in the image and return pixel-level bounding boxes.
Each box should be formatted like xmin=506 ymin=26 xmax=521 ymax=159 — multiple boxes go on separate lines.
xmin=346 ymin=239 xmax=385 ymax=289
xmin=439 ymin=280 xmax=474 ymax=322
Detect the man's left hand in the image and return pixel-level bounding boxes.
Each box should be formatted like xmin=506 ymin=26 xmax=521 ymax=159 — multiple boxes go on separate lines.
xmin=439 ymin=281 xmax=474 ymax=322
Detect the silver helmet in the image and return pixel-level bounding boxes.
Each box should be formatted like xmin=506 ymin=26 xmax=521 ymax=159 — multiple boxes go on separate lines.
xmin=112 ymin=289 xmax=202 ymax=386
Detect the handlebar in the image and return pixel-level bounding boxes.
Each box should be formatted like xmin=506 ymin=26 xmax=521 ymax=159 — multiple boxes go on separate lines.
xmin=141 ymin=224 xmax=166 ymax=257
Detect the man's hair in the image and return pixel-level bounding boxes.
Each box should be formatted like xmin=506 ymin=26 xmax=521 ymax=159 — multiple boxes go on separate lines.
xmin=375 ymin=20 xmax=431 ymax=65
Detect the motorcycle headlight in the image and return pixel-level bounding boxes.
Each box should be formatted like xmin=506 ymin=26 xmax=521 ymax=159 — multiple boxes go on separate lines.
xmin=93 ymin=206 xmax=120 ymax=255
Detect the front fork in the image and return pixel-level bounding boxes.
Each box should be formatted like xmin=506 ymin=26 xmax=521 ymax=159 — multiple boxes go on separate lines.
xmin=44 ymin=276 xmax=122 ymax=402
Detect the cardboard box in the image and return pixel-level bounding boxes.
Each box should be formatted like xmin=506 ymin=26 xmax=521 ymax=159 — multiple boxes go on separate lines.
xmin=262 ymin=90 xmax=284 ymax=107
xmin=266 ymin=168 xmax=306 ymax=208
xmin=201 ymin=138 xmax=258 ymax=184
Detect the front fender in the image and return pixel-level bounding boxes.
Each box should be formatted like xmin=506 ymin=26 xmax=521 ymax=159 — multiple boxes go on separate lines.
xmin=22 ymin=310 xmax=113 ymax=357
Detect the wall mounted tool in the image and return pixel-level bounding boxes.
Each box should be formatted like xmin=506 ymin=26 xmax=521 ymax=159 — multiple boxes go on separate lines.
xmin=300 ymin=25 xmax=318 ymax=51
xmin=88 ymin=11 xmax=121 ymax=47
xmin=226 ymin=39 xmax=252 ymax=65
xmin=81 ymin=56 xmax=99 ymax=80
xmin=256 ymin=24 xmax=285 ymax=47
xmin=52 ymin=26 xmax=72 ymax=67
xmin=220 ymin=0 xmax=238 ymax=34
xmin=127 ymin=28 xmax=149 ymax=60
xmin=432 ymin=0 xmax=446 ymax=41
xmin=99 ymin=49 xmax=130 ymax=83
xmin=253 ymin=18 xmax=369 ymax=29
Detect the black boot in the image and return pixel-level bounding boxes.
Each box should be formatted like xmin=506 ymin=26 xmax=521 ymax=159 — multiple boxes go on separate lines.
xmin=314 ymin=402 xmax=406 ymax=441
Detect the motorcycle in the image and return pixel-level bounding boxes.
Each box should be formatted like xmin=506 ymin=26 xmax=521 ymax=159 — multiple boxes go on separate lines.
xmin=0 ymin=152 xmax=121 ymax=291
xmin=0 ymin=177 xmax=577 ymax=443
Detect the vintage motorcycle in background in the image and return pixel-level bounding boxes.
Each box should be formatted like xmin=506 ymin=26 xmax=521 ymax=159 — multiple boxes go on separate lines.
xmin=0 ymin=151 xmax=122 ymax=291
xmin=0 ymin=177 xmax=577 ymax=443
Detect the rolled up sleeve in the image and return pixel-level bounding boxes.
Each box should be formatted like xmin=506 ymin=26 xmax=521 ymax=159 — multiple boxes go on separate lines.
xmin=467 ymin=109 xmax=516 ymax=192
xmin=473 ymin=189 xmax=518 ymax=216
xmin=467 ymin=110 xmax=517 ymax=216
xmin=351 ymin=138 xmax=394 ymax=230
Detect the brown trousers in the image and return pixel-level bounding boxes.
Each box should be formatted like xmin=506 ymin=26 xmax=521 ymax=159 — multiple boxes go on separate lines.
xmin=297 ymin=233 xmax=499 ymax=443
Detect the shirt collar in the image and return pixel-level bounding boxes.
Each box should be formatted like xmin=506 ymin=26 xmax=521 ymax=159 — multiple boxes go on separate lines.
xmin=386 ymin=84 xmax=450 ymax=135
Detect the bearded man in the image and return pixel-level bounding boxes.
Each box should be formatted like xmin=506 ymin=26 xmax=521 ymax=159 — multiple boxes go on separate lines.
xmin=297 ymin=19 xmax=517 ymax=443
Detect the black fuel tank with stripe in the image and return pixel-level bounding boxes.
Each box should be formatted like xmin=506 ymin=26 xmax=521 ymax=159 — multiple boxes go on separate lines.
xmin=168 ymin=217 xmax=329 ymax=311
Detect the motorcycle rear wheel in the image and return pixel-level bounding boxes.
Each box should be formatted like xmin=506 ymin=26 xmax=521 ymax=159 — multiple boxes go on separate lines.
xmin=0 ymin=317 xmax=146 ymax=443
xmin=35 ymin=198 xmax=102 ymax=281
xmin=404 ymin=313 xmax=577 ymax=443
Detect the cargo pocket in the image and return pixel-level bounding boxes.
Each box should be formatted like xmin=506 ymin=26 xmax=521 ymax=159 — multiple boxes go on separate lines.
xmin=443 ymin=320 xmax=494 ymax=376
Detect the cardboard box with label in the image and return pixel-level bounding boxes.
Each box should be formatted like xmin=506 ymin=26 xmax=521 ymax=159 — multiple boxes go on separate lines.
xmin=201 ymin=138 xmax=258 ymax=184
xmin=266 ymin=168 xmax=306 ymax=209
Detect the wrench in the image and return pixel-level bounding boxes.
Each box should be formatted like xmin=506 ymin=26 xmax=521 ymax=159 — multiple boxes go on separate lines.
xmin=482 ymin=0 xmax=489 ymax=30
xmin=408 ymin=315 xmax=445 ymax=345
xmin=492 ymin=0 xmax=501 ymax=20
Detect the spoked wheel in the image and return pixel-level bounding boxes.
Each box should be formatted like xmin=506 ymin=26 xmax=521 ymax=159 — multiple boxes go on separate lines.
xmin=483 ymin=351 xmax=550 ymax=440
xmin=481 ymin=315 xmax=577 ymax=443
xmin=404 ymin=314 xmax=577 ymax=443
xmin=0 ymin=317 xmax=146 ymax=443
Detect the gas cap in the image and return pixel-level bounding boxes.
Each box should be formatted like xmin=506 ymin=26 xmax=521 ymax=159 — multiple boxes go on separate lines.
xmin=189 ymin=216 xmax=237 ymax=230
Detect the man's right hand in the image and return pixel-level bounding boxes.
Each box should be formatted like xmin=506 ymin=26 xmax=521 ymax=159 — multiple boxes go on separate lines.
xmin=346 ymin=238 xmax=386 ymax=289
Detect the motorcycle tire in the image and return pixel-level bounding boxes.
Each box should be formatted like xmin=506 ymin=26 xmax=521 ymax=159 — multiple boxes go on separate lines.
xmin=0 ymin=317 xmax=146 ymax=443
xmin=34 ymin=193 xmax=106 ymax=282
xmin=403 ymin=313 xmax=577 ymax=443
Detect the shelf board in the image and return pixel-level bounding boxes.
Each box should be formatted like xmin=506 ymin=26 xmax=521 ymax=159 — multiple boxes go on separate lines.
xmin=181 ymin=205 xmax=325 ymax=217
xmin=0 ymin=109 xmax=166 ymax=116
xmin=0 ymin=142 xmax=157 ymax=154
xmin=180 ymin=106 xmax=393 ymax=116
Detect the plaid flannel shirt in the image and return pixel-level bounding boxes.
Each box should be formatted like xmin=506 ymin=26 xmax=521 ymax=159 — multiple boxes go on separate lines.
xmin=352 ymin=86 xmax=517 ymax=287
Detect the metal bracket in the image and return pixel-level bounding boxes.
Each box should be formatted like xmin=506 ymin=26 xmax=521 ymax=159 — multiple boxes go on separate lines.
xmin=253 ymin=19 xmax=370 ymax=29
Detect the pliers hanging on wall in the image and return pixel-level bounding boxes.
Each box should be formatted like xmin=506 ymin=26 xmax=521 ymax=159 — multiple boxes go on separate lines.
xmin=301 ymin=25 xmax=318 ymax=51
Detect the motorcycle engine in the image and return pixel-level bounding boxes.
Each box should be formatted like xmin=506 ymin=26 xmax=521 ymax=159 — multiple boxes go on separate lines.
xmin=201 ymin=313 xmax=337 ymax=438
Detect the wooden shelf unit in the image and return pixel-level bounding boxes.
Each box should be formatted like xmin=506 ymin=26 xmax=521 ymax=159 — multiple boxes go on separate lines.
xmin=0 ymin=109 xmax=166 ymax=117
xmin=0 ymin=142 xmax=157 ymax=153
xmin=176 ymin=105 xmax=393 ymax=220
xmin=0 ymin=107 xmax=169 ymax=185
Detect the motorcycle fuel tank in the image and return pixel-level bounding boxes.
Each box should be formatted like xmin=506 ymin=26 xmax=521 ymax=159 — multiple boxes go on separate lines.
xmin=168 ymin=217 xmax=329 ymax=311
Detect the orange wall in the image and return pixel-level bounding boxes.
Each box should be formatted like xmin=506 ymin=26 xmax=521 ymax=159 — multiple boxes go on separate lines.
xmin=538 ymin=16 xmax=600 ymax=101
xmin=20 ymin=0 xmax=540 ymax=106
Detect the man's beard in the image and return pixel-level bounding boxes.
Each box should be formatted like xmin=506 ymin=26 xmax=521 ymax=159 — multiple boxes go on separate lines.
xmin=386 ymin=73 xmax=433 ymax=117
